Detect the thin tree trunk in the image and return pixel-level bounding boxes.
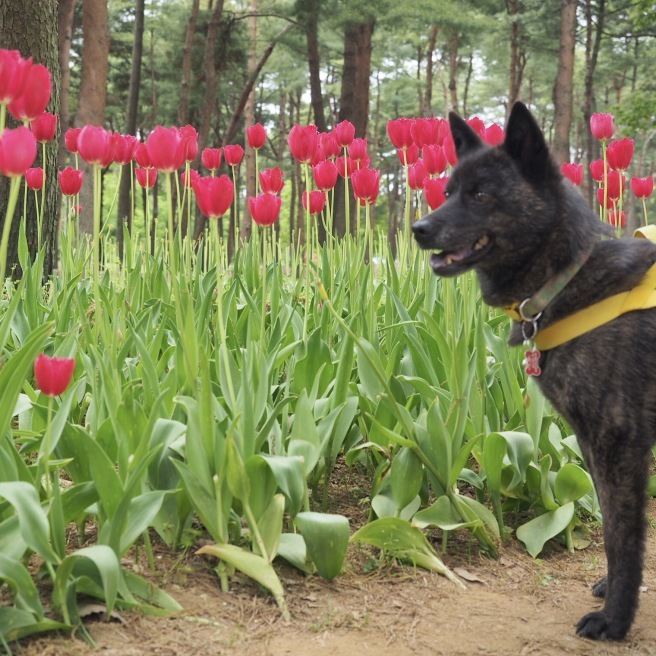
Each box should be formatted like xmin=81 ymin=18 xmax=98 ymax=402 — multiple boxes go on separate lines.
xmin=178 ymin=0 xmax=200 ymax=126
xmin=74 ymin=0 xmax=110 ymax=236
xmin=552 ymin=0 xmax=578 ymax=164
xmin=425 ymin=24 xmax=439 ymax=116
xmin=117 ymin=0 xmax=145 ymax=259
xmin=0 ymin=0 xmax=61 ymax=279
xmin=57 ymin=0 xmax=77 ymax=169
xmin=447 ymin=31 xmax=459 ymax=111
xmin=506 ymin=0 xmax=526 ymax=112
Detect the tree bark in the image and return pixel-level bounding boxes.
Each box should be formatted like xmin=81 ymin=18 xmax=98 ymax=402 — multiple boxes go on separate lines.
xmin=447 ymin=31 xmax=459 ymax=111
xmin=74 ymin=0 xmax=110 ymax=236
xmin=552 ymin=0 xmax=578 ymax=164
xmin=57 ymin=0 xmax=77 ymax=169
xmin=424 ymin=24 xmax=439 ymax=116
xmin=0 ymin=0 xmax=61 ymax=280
xmin=178 ymin=0 xmax=200 ymax=127
xmin=506 ymin=0 xmax=526 ymax=113
xmin=117 ymin=0 xmax=145 ymax=260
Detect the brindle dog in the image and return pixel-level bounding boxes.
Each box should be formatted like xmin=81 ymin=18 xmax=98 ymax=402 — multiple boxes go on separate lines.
xmin=413 ymin=102 xmax=656 ymax=640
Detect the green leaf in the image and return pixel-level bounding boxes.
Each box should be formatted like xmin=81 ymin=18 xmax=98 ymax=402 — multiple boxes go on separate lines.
xmin=554 ymin=464 xmax=592 ymax=505
xmin=413 ymin=495 xmax=481 ymax=532
xmin=294 ymin=512 xmax=349 ymax=580
xmin=225 ymin=434 xmax=250 ymax=501
xmin=390 ymin=447 xmax=424 ymax=511
xmin=276 ymin=533 xmax=314 ymax=574
xmin=257 ymin=455 xmax=306 ymax=518
xmin=516 ymin=502 xmax=575 ymax=558
xmin=0 ymin=607 xmax=70 ymax=642
xmin=256 ymin=494 xmax=285 ymax=562
xmin=0 ymin=553 xmax=44 ymax=618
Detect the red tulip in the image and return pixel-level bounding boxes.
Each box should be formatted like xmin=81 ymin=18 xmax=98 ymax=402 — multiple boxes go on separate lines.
xmin=259 ymin=167 xmax=284 ymax=194
xmin=201 ymin=147 xmax=222 ymax=172
xmin=247 ymin=123 xmax=267 ymax=150
xmin=483 ymin=123 xmax=505 ymax=146
xmin=422 ymin=145 xmax=447 ymax=176
xmin=348 ymin=138 xmax=368 ymax=163
xmin=77 ymin=125 xmax=113 ymax=167
xmin=7 ymin=63 xmax=51 ymax=122
xmin=407 ymin=160 xmax=428 ymax=191
xmin=0 ymin=49 xmax=32 ymax=105
xmin=288 ymin=124 xmax=319 ymax=164
xmin=466 ymin=117 xmax=486 ymax=137
xmin=336 ymin=156 xmax=355 ymax=179
xmin=561 ymin=162 xmax=583 ymax=187
xmin=64 ymin=127 xmax=81 ymax=154
xmin=589 ymin=159 xmax=606 ymax=183
xmin=606 ymin=170 xmax=626 ymax=200
xmin=606 ymin=138 xmax=634 ymax=171
xmin=630 ymin=176 xmax=654 ymax=199
xmin=25 ymin=166 xmax=43 ymax=190
xmin=59 ymin=166 xmax=84 ymax=196
xmin=181 ymin=169 xmax=200 ymax=189
xmin=411 ymin=118 xmax=441 ymax=149
xmin=351 ymin=167 xmax=380 ymax=206
xmin=146 ymin=126 xmax=185 ymax=172
xmin=30 ymin=111 xmax=57 ymax=142
xmin=442 ymin=133 xmax=458 ymax=166
xmin=608 ymin=209 xmax=627 ymax=228
xmin=223 ymin=144 xmax=244 ymax=167
xmin=193 ymin=174 xmax=234 ymax=218
xmin=179 ymin=125 xmax=199 ymax=162
xmin=398 ymin=144 xmax=419 ymax=166
xmin=34 ymin=354 xmax=75 ymax=397
xmin=319 ymin=131 xmax=341 ymax=160
xmin=0 ymin=126 xmax=37 ymax=177
xmin=135 ymin=166 xmax=157 ymax=189
xmin=387 ymin=117 xmax=414 ymax=150
xmin=112 ymin=133 xmax=139 ymax=166
xmin=312 ymin=160 xmax=338 ymax=191
xmin=302 ymin=190 xmax=326 ymax=215
xmin=248 ymin=193 xmax=282 ymax=226
xmin=134 ymin=142 xmax=151 ymax=168
xmin=424 ymin=176 xmax=449 ymax=210
xmin=333 ymin=120 xmax=355 ymax=148
xmin=590 ymin=113 xmax=614 ymax=141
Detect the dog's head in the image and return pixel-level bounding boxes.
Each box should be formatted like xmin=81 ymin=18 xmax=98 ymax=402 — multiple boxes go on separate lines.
xmin=412 ymin=102 xmax=561 ymax=280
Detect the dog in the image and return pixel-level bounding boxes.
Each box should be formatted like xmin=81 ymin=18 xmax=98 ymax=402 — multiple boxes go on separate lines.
xmin=412 ymin=101 xmax=656 ymax=640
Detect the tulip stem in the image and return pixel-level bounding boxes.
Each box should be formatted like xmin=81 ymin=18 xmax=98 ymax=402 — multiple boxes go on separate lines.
xmin=0 ymin=176 xmax=22 ymax=287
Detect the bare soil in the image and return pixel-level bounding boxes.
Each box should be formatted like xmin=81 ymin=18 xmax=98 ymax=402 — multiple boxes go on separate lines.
xmin=12 ymin=479 xmax=656 ymax=656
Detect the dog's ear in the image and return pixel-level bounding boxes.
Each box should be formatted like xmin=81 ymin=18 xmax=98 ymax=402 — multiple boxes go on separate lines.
xmin=448 ymin=112 xmax=484 ymax=159
xmin=503 ymin=102 xmax=553 ymax=182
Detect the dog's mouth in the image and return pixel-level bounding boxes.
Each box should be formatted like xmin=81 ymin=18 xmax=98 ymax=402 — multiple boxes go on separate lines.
xmin=429 ymin=234 xmax=492 ymax=275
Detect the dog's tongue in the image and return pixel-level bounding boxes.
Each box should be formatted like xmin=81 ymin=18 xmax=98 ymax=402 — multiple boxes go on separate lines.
xmin=431 ymin=249 xmax=470 ymax=268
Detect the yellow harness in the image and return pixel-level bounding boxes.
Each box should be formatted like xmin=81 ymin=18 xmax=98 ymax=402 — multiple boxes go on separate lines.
xmin=502 ymin=226 xmax=656 ymax=351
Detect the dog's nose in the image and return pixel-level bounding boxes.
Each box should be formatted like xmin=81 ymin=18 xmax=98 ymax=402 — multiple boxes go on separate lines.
xmin=412 ymin=218 xmax=432 ymax=240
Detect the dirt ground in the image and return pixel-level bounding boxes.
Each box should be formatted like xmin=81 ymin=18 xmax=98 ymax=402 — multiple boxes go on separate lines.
xmin=12 ymin=486 xmax=656 ymax=656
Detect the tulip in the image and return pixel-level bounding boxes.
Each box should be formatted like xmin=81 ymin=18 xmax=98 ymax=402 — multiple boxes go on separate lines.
xmin=561 ymin=162 xmax=584 ymax=187
xmin=605 ymin=170 xmax=626 ymax=200
xmin=64 ymin=127 xmax=81 ymax=154
xmin=443 ymin=133 xmax=458 ymax=166
xmin=145 ymin=126 xmax=185 ymax=172
xmin=347 ymin=138 xmax=368 ymax=162
xmin=336 ymin=155 xmax=355 ymax=179
xmin=247 ymin=123 xmax=267 ymax=150
xmin=589 ymin=159 xmax=606 ymax=183
xmin=30 ymin=111 xmax=57 ymax=142
xmin=466 ymin=117 xmax=486 ymax=137
xmin=288 ymin=124 xmax=319 ymax=164
xmin=201 ymin=147 xmax=222 ymax=172
xmin=259 ymin=167 xmax=284 ymax=194
xmin=248 ymin=193 xmax=282 ymax=226
xmin=59 ymin=166 xmax=84 ymax=196
xmin=319 ymin=131 xmax=341 ymax=160
xmin=34 ymin=354 xmax=75 ymax=397
xmin=0 ymin=49 xmax=32 ymax=105
xmin=77 ymin=125 xmax=113 ymax=167
xmin=180 ymin=125 xmax=199 ymax=162
xmin=312 ymin=160 xmax=338 ymax=191
xmin=25 ymin=166 xmax=43 ymax=191
xmin=608 ymin=210 xmax=627 ymax=228
xmin=397 ymin=144 xmax=419 ymax=166
xmin=333 ymin=120 xmax=355 ymax=148
xmin=0 ymin=126 xmax=37 ymax=176
xmin=630 ymin=176 xmax=654 ymax=199
xmin=411 ymin=118 xmax=441 ymax=149
xmin=422 ymin=145 xmax=448 ymax=176
xmin=386 ymin=117 xmax=414 ymax=150
xmin=351 ymin=167 xmax=380 ymax=206
xmin=424 ymin=176 xmax=449 ymax=210
xmin=606 ymin=138 xmax=634 ymax=171
xmin=193 ymin=174 xmax=234 ymax=218
xmin=223 ymin=144 xmax=244 ymax=167
xmin=181 ymin=169 xmax=200 ymax=189
xmin=590 ymin=113 xmax=614 ymax=141
xmin=135 ymin=166 xmax=157 ymax=189
xmin=408 ymin=160 xmax=428 ymax=191
xmin=7 ymin=63 xmax=51 ymax=122
xmin=134 ymin=143 xmax=151 ymax=168
xmin=483 ymin=123 xmax=505 ymax=146
xmin=112 ymin=133 xmax=139 ymax=166
xmin=302 ymin=190 xmax=326 ymax=215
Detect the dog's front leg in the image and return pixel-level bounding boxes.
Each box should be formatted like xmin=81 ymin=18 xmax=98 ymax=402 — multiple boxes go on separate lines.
xmin=575 ymin=436 xmax=650 ymax=640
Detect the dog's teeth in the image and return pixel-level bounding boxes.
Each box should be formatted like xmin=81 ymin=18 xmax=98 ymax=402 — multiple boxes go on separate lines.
xmin=474 ymin=235 xmax=490 ymax=251
xmin=444 ymin=256 xmax=453 ymax=266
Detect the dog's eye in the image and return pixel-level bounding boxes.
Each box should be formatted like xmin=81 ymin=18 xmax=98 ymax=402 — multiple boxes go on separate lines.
xmin=473 ymin=191 xmax=489 ymax=203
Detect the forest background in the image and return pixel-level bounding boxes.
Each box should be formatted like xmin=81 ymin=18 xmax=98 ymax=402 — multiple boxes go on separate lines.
xmin=0 ymin=0 xmax=654 ymax=278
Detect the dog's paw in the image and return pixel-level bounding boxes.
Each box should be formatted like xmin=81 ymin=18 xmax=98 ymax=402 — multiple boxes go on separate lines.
xmin=592 ymin=576 xmax=607 ymax=598
xmin=576 ymin=611 xmax=627 ymax=641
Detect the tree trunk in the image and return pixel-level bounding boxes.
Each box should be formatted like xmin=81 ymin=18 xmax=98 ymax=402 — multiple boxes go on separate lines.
xmin=0 ymin=0 xmax=61 ymax=280
xmin=506 ymin=0 xmax=526 ymax=112
xmin=333 ymin=18 xmax=375 ymax=237
xmin=178 ymin=0 xmax=200 ymax=126
xmin=447 ymin=31 xmax=459 ymax=111
xmin=424 ymin=24 xmax=439 ymax=116
xmin=57 ymin=0 xmax=77 ymax=169
xmin=74 ymin=0 xmax=110 ymax=236
xmin=552 ymin=0 xmax=578 ymax=164
xmin=117 ymin=0 xmax=145 ymax=260
xmin=240 ymin=0 xmax=258 ymax=245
